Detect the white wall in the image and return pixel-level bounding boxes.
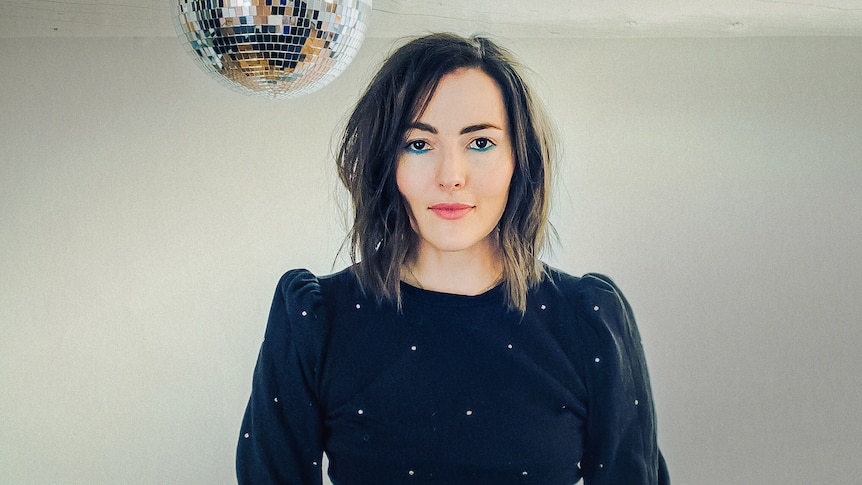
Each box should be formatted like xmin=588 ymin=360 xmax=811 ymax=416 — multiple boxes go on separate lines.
xmin=1 ymin=34 xmax=860 ymax=484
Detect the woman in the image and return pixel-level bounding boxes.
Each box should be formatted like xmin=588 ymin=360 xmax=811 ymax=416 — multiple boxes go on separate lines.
xmin=237 ymin=33 xmax=669 ymax=484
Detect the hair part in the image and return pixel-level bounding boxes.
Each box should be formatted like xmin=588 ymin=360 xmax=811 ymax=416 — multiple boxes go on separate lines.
xmin=336 ymin=33 xmax=556 ymax=313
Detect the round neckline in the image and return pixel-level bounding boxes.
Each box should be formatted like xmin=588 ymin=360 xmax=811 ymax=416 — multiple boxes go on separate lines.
xmin=400 ymin=279 xmax=506 ymax=308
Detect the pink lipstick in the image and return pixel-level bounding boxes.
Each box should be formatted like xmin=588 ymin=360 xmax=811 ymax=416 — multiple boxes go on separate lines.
xmin=429 ymin=203 xmax=474 ymax=220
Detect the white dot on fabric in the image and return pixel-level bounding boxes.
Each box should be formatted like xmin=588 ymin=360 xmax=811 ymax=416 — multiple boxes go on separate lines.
xmin=411 ymin=345 xmax=417 ymax=351
xmin=301 ymin=310 xmax=308 ymax=317
xmin=593 ymin=305 xmax=600 ymax=311
xmin=600 ymin=463 xmax=604 ymax=468
xmin=466 ymin=410 xmax=473 ymax=416
xmin=274 ymin=397 xmax=278 ymax=403
xmin=577 ymin=461 xmax=581 ymax=469
xmin=243 ymin=433 xmax=249 ymax=438
xmin=507 ymin=343 xmax=513 ymax=349
xmin=522 ymin=471 xmax=529 ymax=476
xmin=408 ymin=470 xmax=415 ymax=476
xmin=357 ymin=409 xmax=364 ymax=415
xmin=355 ymin=303 xmax=361 ymax=309
xmin=594 ymin=357 xmax=601 ymax=363
xmin=635 ymin=399 xmax=639 ymax=405
xmin=540 ymin=304 xmax=546 ymax=310
xmin=312 ymin=461 xmax=318 ymax=466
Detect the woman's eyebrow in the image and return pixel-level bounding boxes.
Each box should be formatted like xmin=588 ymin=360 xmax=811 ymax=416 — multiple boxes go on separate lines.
xmin=460 ymin=123 xmax=503 ymax=135
xmin=407 ymin=121 xmax=437 ymax=134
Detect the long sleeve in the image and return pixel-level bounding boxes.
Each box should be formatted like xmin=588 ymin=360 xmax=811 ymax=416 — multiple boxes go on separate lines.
xmin=237 ymin=270 xmax=328 ymax=485
xmin=578 ymin=273 xmax=670 ymax=485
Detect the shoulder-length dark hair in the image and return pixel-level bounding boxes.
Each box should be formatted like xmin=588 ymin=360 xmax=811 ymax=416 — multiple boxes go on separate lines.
xmin=336 ymin=32 xmax=556 ymax=313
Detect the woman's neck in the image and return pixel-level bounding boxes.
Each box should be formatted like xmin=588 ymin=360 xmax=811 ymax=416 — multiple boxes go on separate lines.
xmin=402 ymin=241 xmax=503 ymax=296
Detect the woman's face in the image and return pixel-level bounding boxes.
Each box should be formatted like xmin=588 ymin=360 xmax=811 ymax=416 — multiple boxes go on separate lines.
xmin=396 ymin=67 xmax=515 ymax=260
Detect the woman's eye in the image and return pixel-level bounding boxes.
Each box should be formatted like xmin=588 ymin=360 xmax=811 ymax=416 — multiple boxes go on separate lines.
xmin=405 ymin=140 xmax=429 ymax=153
xmin=469 ymin=137 xmax=496 ymax=152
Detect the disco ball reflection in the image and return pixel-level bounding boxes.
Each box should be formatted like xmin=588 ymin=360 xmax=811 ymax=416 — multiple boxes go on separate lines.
xmin=173 ymin=0 xmax=372 ymax=99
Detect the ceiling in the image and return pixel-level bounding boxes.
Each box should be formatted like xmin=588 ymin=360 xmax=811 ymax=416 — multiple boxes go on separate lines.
xmin=1 ymin=0 xmax=861 ymax=39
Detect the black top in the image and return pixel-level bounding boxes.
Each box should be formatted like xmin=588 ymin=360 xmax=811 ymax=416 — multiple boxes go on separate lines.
xmin=237 ymin=266 xmax=669 ymax=484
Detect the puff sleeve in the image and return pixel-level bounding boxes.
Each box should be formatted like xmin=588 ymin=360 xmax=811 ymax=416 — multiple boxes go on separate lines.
xmin=236 ymin=269 xmax=328 ymax=484
xmin=578 ymin=273 xmax=670 ymax=484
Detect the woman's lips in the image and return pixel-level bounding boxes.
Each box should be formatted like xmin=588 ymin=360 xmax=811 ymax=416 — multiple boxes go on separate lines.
xmin=429 ymin=203 xmax=474 ymax=220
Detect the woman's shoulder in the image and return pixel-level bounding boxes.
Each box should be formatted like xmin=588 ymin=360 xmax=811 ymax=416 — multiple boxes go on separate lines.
xmin=274 ymin=266 xmax=359 ymax=314
xmin=540 ymin=265 xmax=637 ymax=334
xmin=541 ymin=265 xmax=624 ymax=299
xmin=265 ymin=268 xmax=358 ymax=352
xmin=276 ymin=266 xmax=355 ymax=286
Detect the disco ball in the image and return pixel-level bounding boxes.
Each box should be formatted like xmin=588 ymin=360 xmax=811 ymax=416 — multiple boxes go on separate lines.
xmin=173 ymin=0 xmax=372 ymax=99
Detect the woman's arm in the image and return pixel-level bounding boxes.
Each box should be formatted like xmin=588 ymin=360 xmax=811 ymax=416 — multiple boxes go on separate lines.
xmin=236 ymin=270 xmax=327 ymax=485
xmin=579 ymin=273 xmax=670 ymax=484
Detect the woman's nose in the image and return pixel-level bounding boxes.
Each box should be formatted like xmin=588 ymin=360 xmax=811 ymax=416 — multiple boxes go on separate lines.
xmin=436 ymin=147 xmax=466 ymax=189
